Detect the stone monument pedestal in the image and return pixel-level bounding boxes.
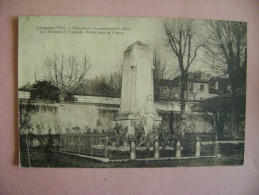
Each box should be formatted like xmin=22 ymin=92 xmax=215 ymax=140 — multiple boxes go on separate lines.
xmin=114 ymin=41 xmax=162 ymax=136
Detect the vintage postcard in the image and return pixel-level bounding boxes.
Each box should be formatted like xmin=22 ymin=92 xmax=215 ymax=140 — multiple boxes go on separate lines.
xmin=18 ymin=16 xmax=246 ymax=168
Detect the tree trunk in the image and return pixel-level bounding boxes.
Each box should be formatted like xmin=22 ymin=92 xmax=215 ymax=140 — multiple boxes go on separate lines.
xmin=180 ymin=75 xmax=186 ymax=112
xmin=216 ymin=112 xmax=225 ymax=139
xmin=230 ymin=98 xmax=238 ymax=138
xmin=25 ymin=129 xmax=31 ymax=167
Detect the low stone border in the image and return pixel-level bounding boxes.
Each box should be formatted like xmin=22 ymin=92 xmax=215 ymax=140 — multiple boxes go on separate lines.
xmin=60 ymin=151 xmax=216 ymax=163
xmin=60 ymin=151 xmax=109 ymax=162
xmin=110 ymin=155 xmax=216 ymax=163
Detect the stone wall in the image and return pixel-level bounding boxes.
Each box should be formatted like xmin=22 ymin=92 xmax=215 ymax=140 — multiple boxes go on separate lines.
xmin=172 ymin=112 xmax=215 ymax=134
xmin=20 ymin=102 xmax=119 ymax=134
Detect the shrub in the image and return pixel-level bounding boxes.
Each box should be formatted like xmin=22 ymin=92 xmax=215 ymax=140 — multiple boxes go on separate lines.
xmin=133 ymin=122 xmax=146 ymax=146
xmin=133 ymin=122 xmax=173 ymax=147
xmin=107 ymin=123 xmax=128 ymax=147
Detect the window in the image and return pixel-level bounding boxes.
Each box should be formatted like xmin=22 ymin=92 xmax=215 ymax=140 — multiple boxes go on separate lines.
xmin=200 ymin=84 xmax=204 ymax=91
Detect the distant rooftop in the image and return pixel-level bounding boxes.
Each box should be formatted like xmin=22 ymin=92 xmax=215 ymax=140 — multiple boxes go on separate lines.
xmin=166 ymin=71 xmax=212 ymax=84
xmin=209 ymin=77 xmax=229 ymax=83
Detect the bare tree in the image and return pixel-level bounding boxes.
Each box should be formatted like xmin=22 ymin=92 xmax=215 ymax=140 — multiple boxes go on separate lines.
xmin=162 ymin=19 xmax=204 ymax=111
xmin=205 ymin=21 xmax=247 ymax=137
xmin=205 ymin=21 xmax=247 ymax=92
xmin=89 ymin=70 xmax=122 ymax=97
xmin=106 ymin=66 xmax=122 ymax=96
xmin=153 ymin=48 xmax=167 ymax=100
xmin=43 ymin=54 xmax=91 ymax=101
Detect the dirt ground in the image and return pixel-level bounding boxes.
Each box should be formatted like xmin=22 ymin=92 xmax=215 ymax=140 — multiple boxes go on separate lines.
xmin=19 ymin=143 xmax=244 ymax=168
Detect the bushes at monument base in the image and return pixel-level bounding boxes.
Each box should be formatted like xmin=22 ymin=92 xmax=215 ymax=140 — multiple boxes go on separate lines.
xmin=133 ymin=122 xmax=173 ymax=147
xmin=107 ymin=123 xmax=128 ymax=147
xmin=106 ymin=122 xmax=173 ymax=148
xmin=106 ymin=121 xmax=217 ymax=159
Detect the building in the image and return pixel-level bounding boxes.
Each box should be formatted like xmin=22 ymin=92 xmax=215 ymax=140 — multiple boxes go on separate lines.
xmin=159 ymin=71 xmax=217 ymax=101
xmin=209 ymin=77 xmax=231 ymax=95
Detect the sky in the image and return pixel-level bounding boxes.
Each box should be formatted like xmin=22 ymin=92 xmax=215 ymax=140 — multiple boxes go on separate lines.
xmin=18 ymin=16 xmax=213 ymax=87
xmin=18 ymin=16 xmax=165 ymax=87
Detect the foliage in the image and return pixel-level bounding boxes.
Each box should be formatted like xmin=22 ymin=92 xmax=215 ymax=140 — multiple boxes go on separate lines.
xmin=81 ymin=70 xmax=122 ymax=97
xmin=30 ymin=80 xmax=75 ymax=102
xmin=107 ymin=123 xmax=128 ymax=147
xmin=146 ymin=127 xmax=159 ymax=146
xmin=19 ymin=102 xmax=35 ymax=133
xmin=157 ymin=126 xmax=173 ymax=147
xmin=133 ymin=122 xmax=146 ymax=146
xmin=94 ymin=81 xmax=114 ymax=96
xmin=133 ymin=122 xmax=173 ymax=147
xmin=148 ymin=126 xmax=173 ymax=147
xmin=19 ymin=82 xmax=33 ymax=91
xmin=31 ymin=80 xmax=60 ymax=101
xmin=69 ymin=61 xmax=122 ymax=97
xmin=19 ymin=102 xmax=36 ymax=167
xmin=62 ymin=91 xmax=76 ymax=102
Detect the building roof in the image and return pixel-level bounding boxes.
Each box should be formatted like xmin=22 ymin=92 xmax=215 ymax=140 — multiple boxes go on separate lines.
xmin=187 ymin=71 xmax=211 ymax=83
xmin=208 ymin=87 xmax=225 ymax=95
xmin=209 ymin=77 xmax=229 ymax=84
xmin=161 ymin=71 xmax=211 ymax=86
xmin=191 ymin=92 xmax=246 ymax=113
xmin=187 ymin=77 xmax=210 ymax=83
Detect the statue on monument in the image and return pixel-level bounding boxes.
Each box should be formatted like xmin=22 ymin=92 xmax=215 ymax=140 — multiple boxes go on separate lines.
xmin=140 ymin=95 xmax=158 ymax=135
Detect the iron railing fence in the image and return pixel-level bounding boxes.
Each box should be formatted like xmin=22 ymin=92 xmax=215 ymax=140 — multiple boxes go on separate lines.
xmin=59 ymin=133 xmax=107 ymax=157
xmin=174 ymin=132 xmax=217 ymax=156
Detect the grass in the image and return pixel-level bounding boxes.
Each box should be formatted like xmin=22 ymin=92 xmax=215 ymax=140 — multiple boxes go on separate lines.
xmin=19 ymin=143 xmax=244 ymax=168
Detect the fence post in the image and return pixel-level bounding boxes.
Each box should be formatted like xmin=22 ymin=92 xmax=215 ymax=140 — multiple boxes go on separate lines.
xmin=59 ymin=134 xmax=61 ymax=152
xmin=176 ymin=141 xmax=181 ymax=158
xmin=77 ymin=135 xmax=80 ymax=154
xmin=64 ymin=134 xmax=66 ymax=152
xmin=154 ymin=141 xmax=159 ymax=159
xmin=105 ymin=140 xmax=108 ymax=159
xmin=105 ymin=136 xmax=108 ymax=159
xmin=130 ymin=141 xmax=136 ymax=160
xmin=215 ymin=133 xmax=218 ymax=156
xmin=195 ymin=140 xmax=201 ymax=157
